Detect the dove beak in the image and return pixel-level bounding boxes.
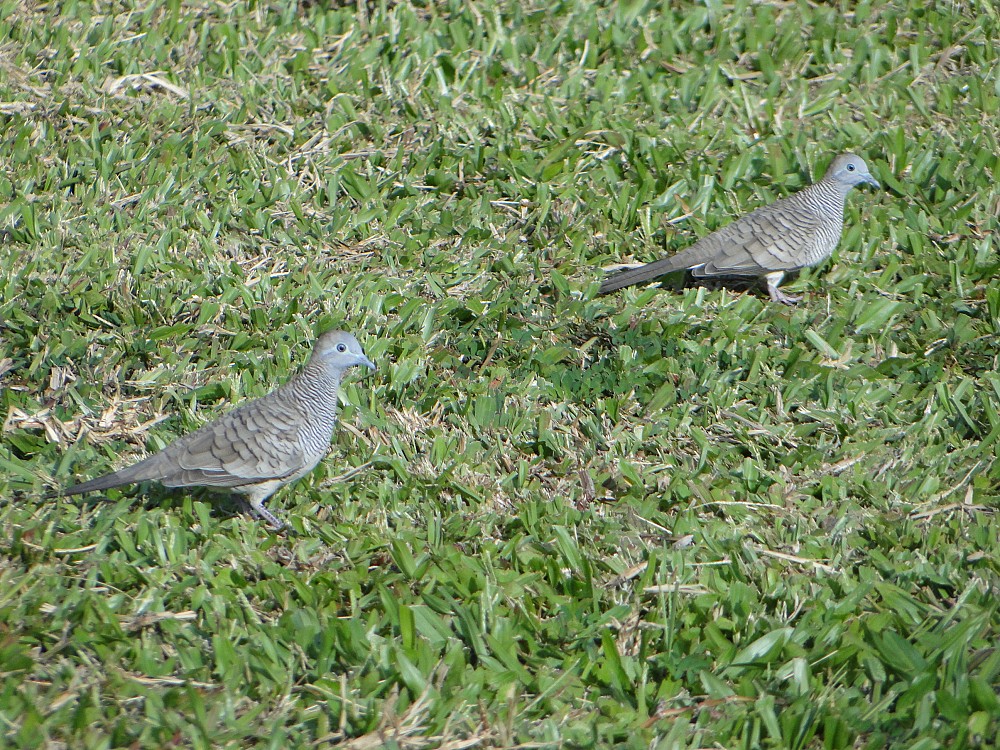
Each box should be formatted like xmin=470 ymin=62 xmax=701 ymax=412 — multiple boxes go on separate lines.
xmin=863 ymin=174 xmax=881 ymax=189
xmin=358 ymin=355 xmax=377 ymax=372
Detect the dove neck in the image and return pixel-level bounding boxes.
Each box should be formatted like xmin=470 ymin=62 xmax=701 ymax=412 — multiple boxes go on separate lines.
xmin=804 ymin=179 xmax=850 ymax=217
xmin=295 ymin=363 xmax=345 ymax=413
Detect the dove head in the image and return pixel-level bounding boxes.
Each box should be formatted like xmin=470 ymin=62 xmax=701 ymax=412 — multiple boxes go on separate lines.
xmin=311 ymin=330 xmax=377 ymax=373
xmin=825 ymin=153 xmax=880 ymax=190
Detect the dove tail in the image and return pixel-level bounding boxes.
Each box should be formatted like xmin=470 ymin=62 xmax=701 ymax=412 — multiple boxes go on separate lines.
xmin=598 ymin=257 xmax=687 ymax=295
xmin=63 ymin=454 xmax=167 ymax=496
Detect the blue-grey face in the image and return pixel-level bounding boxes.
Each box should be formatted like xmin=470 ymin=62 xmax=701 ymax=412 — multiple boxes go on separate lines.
xmin=828 ymin=153 xmax=880 ymax=189
xmin=314 ymin=330 xmax=376 ymax=372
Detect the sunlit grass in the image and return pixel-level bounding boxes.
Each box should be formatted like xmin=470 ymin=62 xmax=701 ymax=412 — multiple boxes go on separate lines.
xmin=1 ymin=0 xmax=998 ymax=747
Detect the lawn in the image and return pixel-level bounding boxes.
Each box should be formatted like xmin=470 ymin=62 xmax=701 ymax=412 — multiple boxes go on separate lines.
xmin=1 ymin=0 xmax=998 ymax=747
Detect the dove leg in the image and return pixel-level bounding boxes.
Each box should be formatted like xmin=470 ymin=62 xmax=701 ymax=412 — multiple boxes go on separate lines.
xmin=242 ymin=484 xmax=286 ymax=530
xmin=764 ymin=272 xmax=801 ymax=305
xmin=247 ymin=497 xmax=286 ymax=530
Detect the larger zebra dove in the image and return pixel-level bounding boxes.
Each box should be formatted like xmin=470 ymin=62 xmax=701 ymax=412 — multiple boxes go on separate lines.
xmin=598 ymin=153 xmax=880 ymax=303
xmin=63 ymin=330 xmax=376 ymax=529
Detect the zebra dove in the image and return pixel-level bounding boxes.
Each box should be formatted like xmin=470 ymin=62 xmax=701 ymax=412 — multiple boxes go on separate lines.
xmin=63 ymin=330 xmax=376 ymax=529
xmin=598 ymin=153 xmax=880 ymax=304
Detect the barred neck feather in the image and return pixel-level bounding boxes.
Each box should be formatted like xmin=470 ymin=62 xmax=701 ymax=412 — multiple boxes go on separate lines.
xmin=794 ymin=178 xmax=852 ymax=220
xmin=285 ymin=365 xmax=344 ymax=450
xmin=293 ymin=364 xmax=343 ymax=413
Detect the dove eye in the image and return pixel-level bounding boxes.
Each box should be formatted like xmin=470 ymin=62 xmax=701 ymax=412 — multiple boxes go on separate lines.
xmin=846 ymin=164 xmax=856 ymax=171
xmin=336 ymin=344 xmax=347 ymax=353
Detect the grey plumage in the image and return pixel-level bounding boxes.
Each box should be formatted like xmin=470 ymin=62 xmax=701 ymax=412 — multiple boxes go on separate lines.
xmin=63 ymin=330 xmax=377 ymax=529
xmin=598 ymin=153 xmax=880 ymax=304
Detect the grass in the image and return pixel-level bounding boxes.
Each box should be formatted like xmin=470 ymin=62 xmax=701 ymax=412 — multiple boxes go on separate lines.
xmin=1 ymin=0 xmax=998 ymax=747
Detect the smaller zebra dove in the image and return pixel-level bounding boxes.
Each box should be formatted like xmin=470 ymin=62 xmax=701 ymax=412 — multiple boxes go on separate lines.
xmin=63 ymin=330 xmax=376 ymax=529
xmin=598 ymin=153 xmax=880 ymax=303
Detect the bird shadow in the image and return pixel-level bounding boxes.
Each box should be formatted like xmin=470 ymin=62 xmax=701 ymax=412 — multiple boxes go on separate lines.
xmin=636 ymin=270 xmax=805 ymax=302
xmin=65 ymin=485 xmax=268 ymax=529
xmin=688 ymin=274 xmax=771 ymax=298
